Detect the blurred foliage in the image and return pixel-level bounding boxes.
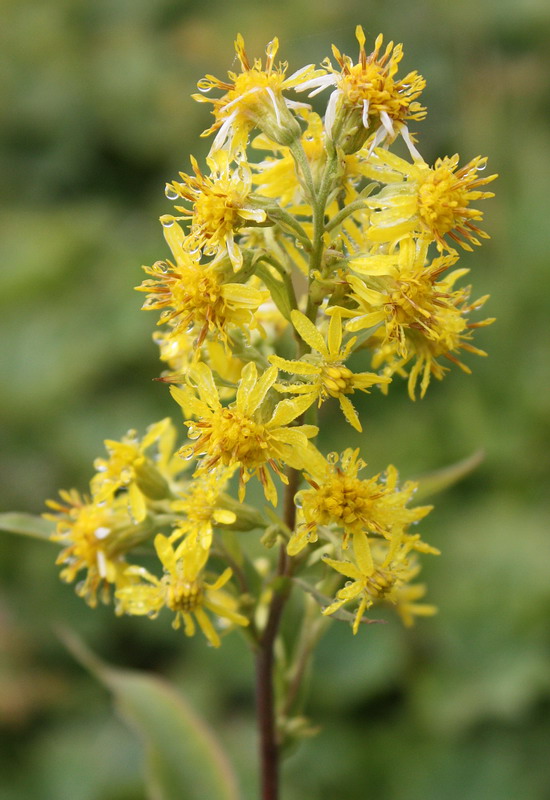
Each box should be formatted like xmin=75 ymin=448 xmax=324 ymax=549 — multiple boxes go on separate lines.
xmin=1 ymin=0 xmax=549 ymax=798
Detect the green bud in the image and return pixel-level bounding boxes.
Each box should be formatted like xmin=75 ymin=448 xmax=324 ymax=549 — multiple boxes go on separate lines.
xmin=133 ymin=459 xmax=171 ymax=501
xmin=217 ymin=493 xmax=267 ymax=531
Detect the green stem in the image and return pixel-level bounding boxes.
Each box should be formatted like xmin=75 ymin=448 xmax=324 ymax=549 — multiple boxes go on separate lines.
xmin=267 ymin=207 xmax=312 ymax=252
xmin=288 ymin=140 xmax=316 ymax=205
xmin=324 ymin=198 xmax=369 ymax=233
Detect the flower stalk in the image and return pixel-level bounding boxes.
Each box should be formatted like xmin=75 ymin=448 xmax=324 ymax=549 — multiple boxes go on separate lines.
xmin=41 ymin=27 xmax=496 ymax=800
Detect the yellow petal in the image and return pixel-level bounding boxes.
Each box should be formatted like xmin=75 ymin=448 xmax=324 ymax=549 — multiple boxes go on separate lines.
xmin=269 ymin=354 xmax=320 ymax=376
xmin=236 ymin=361 xmax=258 ymax=412
xmin=290 ymin=310 xmax=328 ymax=356
xmin=327 ymin=309 xmax=343 ymax=355
xmin=247 ymin=365 xmax=278 ymax=414
xmin=338 ymin=395 xmax=362 ymax=432
xmin=154 ymin=534 xmax=176 ymax=573
xmin=194 ymin=607 xmax=221 ymax=647
xmin=353 ymin=532 xmax=374 ymax=575
xmin=269 ymin=393 xmax=316 ymax=427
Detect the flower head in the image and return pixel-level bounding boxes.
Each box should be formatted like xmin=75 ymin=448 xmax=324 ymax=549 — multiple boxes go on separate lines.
xmin=170 ymin=361 xmax=318 ymax=505
xmin=296 ymin=26 xmax=426 ymax=154
xmin=166 ymin=151 xmax=267 ymax=271
xmin=289 ymin=448 xmax=432 ymax=569
xmin=270 ymin=309 xmax=389 ymax=431
xmin=91 ymin=418 xmax=180 ymax=523
xmin=344 ymin=239 xmax=494 ymax=398
xmin=137 ymin=220 xmax=268 ymax=349
xmin=44 ymin=489 xmax=151 ymax=609
xmin=116 ymin=534 xmax=248 ymax=646
xmin=170 ymin=467 xmax=237 ymax=551
xmin=323 ymin=540 xmax=437 ymax=633
xmin=363 ymin=149 xmax=497 ymax=252
xmin=193 ymin=34 xmax=321 ymax=155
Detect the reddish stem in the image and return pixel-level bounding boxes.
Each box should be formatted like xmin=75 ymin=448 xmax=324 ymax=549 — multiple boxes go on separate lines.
xmin=255 ymin=467 xmax=299 ymax=800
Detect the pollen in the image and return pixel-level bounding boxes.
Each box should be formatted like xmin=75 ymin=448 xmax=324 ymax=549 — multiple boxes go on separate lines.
xmin=307 ymin=470 xmax=376 ymax=532
xmin=320 ymin=364 xmax=356 ymax=397
xmin=201 ymin=408 xmax=270 ymax=468
xmin=167 ymin=577 xmax=203 ymax=613
xmin=416 ymin=155 xmax=497 ymax=251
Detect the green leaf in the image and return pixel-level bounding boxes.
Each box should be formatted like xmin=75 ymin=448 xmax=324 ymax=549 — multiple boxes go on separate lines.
xmin=58 ymin=628 xmax=241 ymax=800
xmin=256 ymin=264 xmax=295 ymax=322
xmin=0 ymin=512 xmax=55 ymax=541
xmin=412 ymin=450 xmax=485 ymax=501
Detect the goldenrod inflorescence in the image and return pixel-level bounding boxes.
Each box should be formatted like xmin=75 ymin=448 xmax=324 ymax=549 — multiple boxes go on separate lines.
xmin=46 ymin=27 xmax=496 ymax=649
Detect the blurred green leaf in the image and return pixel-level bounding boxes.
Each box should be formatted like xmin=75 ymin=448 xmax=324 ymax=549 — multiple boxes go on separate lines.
xmin=255 ymin=264 xmax=295 ymax=322
xmin=58 ymin=628 xmax=241 ymax=800
xmin=412 ymin=450 xmax=485 ymax=501
xmin=0 ymin=512 xmax=55 ymax=541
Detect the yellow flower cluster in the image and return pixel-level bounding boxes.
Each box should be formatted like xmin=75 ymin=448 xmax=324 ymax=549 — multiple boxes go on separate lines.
xmin=46 ymin=28 xmax=496 ymax=641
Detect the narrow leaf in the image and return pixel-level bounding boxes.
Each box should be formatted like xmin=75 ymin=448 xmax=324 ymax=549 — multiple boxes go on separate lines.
xmin=0 ymin=512 xmax=55 ymax=541
xmin=412 ymin=450 xmax=485 ymax=501
xmin=256 ymin=264 xmax=295 ymax=322
xmin=58 ymin=628 xmax=240 ymax=800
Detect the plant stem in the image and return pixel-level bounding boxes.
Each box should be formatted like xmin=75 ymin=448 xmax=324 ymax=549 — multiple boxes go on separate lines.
xmin=255 ymin=135 xmax=338 ymax=799
xmin=255 ymin=467 xmax=300 ymax=800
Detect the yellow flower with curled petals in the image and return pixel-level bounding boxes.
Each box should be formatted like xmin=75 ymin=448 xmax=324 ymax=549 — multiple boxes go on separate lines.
xmin=289 ymin=449 xmax=432 ymax=567
xmin=170 ymin=361 xmax=318 ymax=505
xmin=91 ymin=419 xmax=181 ymax=523
xmin=296 ymin=26 xmax=426 ymax=155
xmin=322 ymin=536 xmax=437 ymax=633
xmin=137 ymin=220 xmax=268 ymax=349
xmin=362 ymin=149 xmax=497 ymax=252
xmin=193 ymin=34 xmax=323 ymax=155
xmin=344 ymin=239 xmax=494 ymax=399
xmin=166 ymin=151 xmax=267 ymax=271
xmin=44 ymin=489 xmax=151 ymax=610
xmin=170 ymin=467 xmax=237 ymax=551
xmin=270 ymin=309 xmax=389 ymax=431
xmin=116 ymin=534 xmax=248 ymax=647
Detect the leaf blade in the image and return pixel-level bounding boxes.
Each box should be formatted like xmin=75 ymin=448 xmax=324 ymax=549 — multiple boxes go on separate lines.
xmin=0 ymin=512 xmax=55 ymax=541
xmin=59 ymin=628 xmax=241 ymax=800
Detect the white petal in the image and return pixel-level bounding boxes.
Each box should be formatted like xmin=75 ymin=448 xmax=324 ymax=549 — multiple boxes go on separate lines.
xmin=380 ymin=110 xmax=395 ymax=137
xmin=324 ymin=90 xmax=340 ymax=138
xmin=266 ymin=87 xmax=281 ymax=125
xmin=362 ymin=98 xmax=370 ymax=128
xmin=400 ymin=125 xmax=423 ymax=162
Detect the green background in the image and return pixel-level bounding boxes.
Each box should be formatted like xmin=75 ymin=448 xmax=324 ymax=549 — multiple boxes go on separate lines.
xmin=1 ymin=0 xmax=549 ymax=798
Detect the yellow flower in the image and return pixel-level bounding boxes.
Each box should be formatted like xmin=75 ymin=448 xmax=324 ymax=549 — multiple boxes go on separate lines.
xmin=165 ymin=150 xmax=267 ymax=271
xmin=137 ymin=220 xmax=268 ymax=349
xmin=363 ymin=149 xmax=497 ymax=252
xmin=192 ymin=34 xmax=322 ymax=155
xmin=170 ymin=467 xmax=237 ymax=551
xmin=153 ymin=325 xmax=196 ymax=376
xmin=270 ymin=309 xmax=389 ymax=431
xmin=289 ymin=448 xmax=432 ymax=567
xmin=44 ymin=489 xmax=151 ymax=609
xmin=322 ymin=538 xmax=436 ymax=633
xmin=170 ymin=361 xmax=318 ymax=505
xmin=153 ymin=329 xmax=244 ymax=395
xmin=297 ymin=26 xmax=426 ymax=155
xmin=116 ymin=534 xmax=248 ymax=647
xmin=344 ymin=239 xmax=494 ymax=399
xmin=91 ymin=419 xmax=181 ymax=523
